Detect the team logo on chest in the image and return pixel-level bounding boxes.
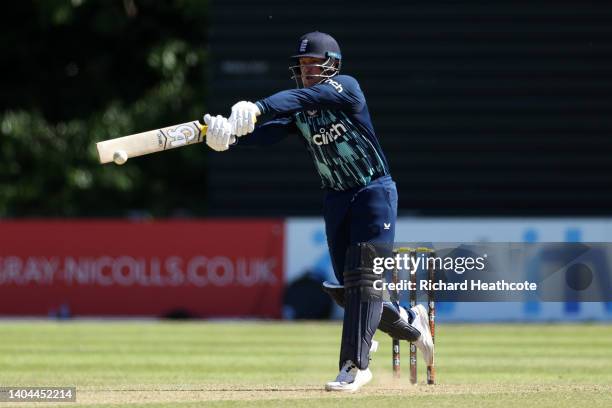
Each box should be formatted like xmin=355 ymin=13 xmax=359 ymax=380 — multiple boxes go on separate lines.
xmin=312 ymin=123 xmax=347 ymax=146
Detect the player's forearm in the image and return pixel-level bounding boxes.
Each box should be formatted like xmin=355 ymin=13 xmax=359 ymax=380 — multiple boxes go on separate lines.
xmin=256 ymin=86 xmax=351 ymax=115
xmin=256 ymin=88 xmax=332 ymax=116
xmin=235 ymin=120 xmax=292 ymax=147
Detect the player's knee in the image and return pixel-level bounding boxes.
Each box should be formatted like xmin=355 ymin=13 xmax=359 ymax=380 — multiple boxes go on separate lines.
xmin=379 ymin=303 xmax=421 ymax=342
xmin=343 ymin=243 xmax=382 ymax=300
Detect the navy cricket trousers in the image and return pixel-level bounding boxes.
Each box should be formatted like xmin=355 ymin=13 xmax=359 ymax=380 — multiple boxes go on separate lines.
xmin=324 ymin=175 xmax=398 ymax=284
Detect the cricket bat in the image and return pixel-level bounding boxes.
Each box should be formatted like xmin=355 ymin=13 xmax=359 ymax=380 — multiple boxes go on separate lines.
xmin=96 ymin=120 xmax=207 ymax=165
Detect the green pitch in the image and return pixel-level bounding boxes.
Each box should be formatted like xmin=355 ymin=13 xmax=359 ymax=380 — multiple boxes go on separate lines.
xmin=0 ymin=322 xmax=610 ymax=407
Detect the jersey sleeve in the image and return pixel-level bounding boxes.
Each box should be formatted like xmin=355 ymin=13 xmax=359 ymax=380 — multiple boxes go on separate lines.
xmin=255 ymin=75 xmax=365 ymax=117
xmin=234 ymin=116 xmax=296 ymax=147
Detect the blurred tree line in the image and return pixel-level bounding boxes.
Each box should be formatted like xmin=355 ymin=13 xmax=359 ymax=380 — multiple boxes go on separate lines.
xmin=1 ymin=0 xmax=210 ymax=217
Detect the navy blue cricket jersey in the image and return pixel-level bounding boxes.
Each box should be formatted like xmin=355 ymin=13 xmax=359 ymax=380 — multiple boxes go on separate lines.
xmin=236 ymin=75 xmax=390 ymax=191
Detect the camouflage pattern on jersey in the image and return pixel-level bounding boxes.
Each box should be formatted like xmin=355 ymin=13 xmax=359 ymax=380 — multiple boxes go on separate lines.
xmin=294 ymin=109 xmax=389 ymax=190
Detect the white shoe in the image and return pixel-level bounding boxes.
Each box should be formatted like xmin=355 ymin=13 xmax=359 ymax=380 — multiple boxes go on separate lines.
xmin=410 ymin=304 xmax=434 ymax=366
xmin=325 ymin=360 xmax=373 ymax=392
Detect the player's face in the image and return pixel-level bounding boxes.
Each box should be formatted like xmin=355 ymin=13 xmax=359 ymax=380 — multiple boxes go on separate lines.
xmin=299 ymin=57 xmax=326 ymax=87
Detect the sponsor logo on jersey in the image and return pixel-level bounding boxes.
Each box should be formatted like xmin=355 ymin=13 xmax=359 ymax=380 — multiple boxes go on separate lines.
xmin=324 ymin=78 xmax=343 ymax=93
xmin=312 ymin=123 xmax=347 ymax=146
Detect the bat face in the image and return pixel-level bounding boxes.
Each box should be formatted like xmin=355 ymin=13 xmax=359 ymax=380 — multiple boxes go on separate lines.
xmin=96 ymin=121 xmax=207 ymax=164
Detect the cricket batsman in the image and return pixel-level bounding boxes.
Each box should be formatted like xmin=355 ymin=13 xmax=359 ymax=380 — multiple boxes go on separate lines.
xmin=203 ymin=31 xmax=433 ymax=392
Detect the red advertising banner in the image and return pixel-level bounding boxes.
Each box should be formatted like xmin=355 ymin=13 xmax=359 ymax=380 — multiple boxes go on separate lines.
xmin=0 ymin=220 xmax=284 ymax=318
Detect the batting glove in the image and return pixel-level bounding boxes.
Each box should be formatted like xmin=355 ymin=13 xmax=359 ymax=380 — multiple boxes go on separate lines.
xmin=228 ymin=101 xmax=260 ymax=137
xmin=203 ymin=114 xmax=236 ymax=152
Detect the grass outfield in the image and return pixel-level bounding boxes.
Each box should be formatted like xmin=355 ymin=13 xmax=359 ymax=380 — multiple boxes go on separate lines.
xmin=0 ymin=322 xmax=610 ymax=407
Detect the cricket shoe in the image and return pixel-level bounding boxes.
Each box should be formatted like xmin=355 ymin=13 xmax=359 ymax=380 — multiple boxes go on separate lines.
xmin=325 ymin=360 xmax=373 ymax=392
xmin=410 ymin=304 xmax=434 ymax=366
